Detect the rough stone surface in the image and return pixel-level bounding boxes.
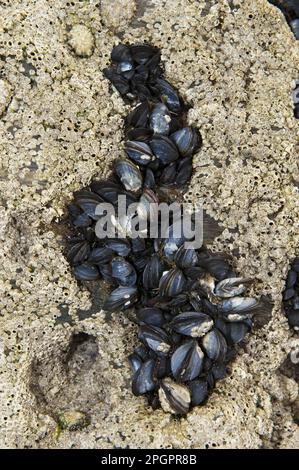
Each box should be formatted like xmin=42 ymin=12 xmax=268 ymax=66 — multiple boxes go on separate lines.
xmin=100 ymin=0 xmax=137 ymax=30
xmin=0 ymin=0 xmax=298 ymax=449
xmin=0 ymin=79 xmax=13 ymax=116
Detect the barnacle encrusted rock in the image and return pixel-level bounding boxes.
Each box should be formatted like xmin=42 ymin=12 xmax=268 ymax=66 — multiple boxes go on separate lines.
xmin=100 ymin=0 xmax=137 ymax=30
xmin=0 ymin=79 xmax=12 ymax=116
xmin=0 ymin=0 xmax=299 ymax=449
xmin=68 ymin=24 xmax=95 ymax=57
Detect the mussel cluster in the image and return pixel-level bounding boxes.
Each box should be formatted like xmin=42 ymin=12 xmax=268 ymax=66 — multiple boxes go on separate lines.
xmin=66 ymin=43 xmax=262 ymax=415
xmin=283 ymin=259 xmax=299 ymax=332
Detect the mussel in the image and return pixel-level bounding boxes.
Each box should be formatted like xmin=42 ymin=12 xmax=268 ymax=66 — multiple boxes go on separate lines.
xmin=115 ymin=159 xmax=143 ymax=192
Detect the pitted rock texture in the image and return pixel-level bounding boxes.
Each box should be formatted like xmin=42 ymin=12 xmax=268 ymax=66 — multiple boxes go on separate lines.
xmin=0 ymin=0 xmax=298 ymax=449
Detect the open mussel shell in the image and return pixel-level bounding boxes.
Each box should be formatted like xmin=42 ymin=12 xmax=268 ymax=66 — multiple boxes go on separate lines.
xmin=169 ymin=311 xmax=214 ymax=338
xmin=103 ymin=286 xmax=138 ymax=311
xmin=171 ymin=340 xmax=204 ymax=382
xmin=114 ymin=159 xmax=143 ymax=192
xmin=150 ymin=135 xmax=179 ymax=165
xmin=139 ymin=324 xmax=171 ymax=356
xmin=125 ymin=140 xmax=154 ymax=166
xmin=170 ymin=127 xmax=202 ymax=157
xmin=132 ymin=359 xmax=156 ymax=396
xmin=159 ymin=378 xmax=190 ymax=415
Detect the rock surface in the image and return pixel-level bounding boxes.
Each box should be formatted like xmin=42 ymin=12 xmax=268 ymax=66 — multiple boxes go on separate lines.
xmin=0 ymin=0 xmax=298 ymax=448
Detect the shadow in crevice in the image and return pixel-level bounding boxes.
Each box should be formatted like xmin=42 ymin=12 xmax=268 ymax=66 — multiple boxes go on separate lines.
xmin=29 ymin=332 xmax=106 ymax=425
